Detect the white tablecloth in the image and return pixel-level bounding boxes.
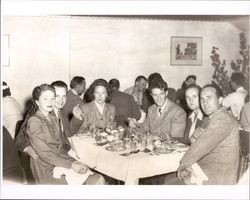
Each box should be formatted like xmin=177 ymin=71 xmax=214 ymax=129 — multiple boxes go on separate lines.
xmin=71 ymin=135 xmax=185 ymax=185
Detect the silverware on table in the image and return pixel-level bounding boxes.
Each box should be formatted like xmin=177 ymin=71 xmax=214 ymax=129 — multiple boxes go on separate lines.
xmin=120 ymin=149 xmax=140 ymax=156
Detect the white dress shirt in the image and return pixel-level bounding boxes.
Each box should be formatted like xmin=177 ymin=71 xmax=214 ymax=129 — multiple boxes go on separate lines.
xmin=188 ymin=110 xmax=203 ymax=138
xmin=222 ymin=86 xmax=248 ymax=119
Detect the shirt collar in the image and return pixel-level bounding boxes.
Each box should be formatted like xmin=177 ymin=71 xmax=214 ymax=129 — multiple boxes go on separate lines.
xmin=208 ymin=107 xmax=223 ymax=119
xmin=158 ymin=98 xmax=168 ymax=112
xmin=189 ymin=109 xmax=203 ymax=122
xmin=94 ymin=101 xmax=105 ymax=114
xmin=236 ymin=86 xmax=246 ymax=92
xmin=71 ymin=89 xmax=78 ymax=96
xmin=53 ymin=108 xmax=60 ymax=118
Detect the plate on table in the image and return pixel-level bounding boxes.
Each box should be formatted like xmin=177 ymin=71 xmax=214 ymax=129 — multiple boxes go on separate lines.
xmin=75 ymin=133 xmax=91 ymax=137
xmin=154 ymin=146 xmax=174 ymax=154
xmin=96 ymin=140 xmax=108 ymax=146
xmin=171 ymin=143 xmax=189 ymax=149
xmin=105 ymin=145 xmax=126 ymax=152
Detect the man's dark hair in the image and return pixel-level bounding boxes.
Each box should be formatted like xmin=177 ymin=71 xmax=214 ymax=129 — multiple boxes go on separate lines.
xmin=148 ymin=78 xmax=168 ymax=92
xmin=135 ymin=75 xmax=147 ymax=83
xmin=108 ymin=79 xmax=120 ymax=90
xmin=51 ymin=80 xmax=68 ymax=90
xmin=185 ymin=84 xmax=201 ymax=95
xmin=186 ymin=75 xmax=197 ymax=82
xmin=231 ymin=72 xmax=245 ymax=87
xmin=148 ymin=73 xmax=163 ymax=86
xmin=70 ymin=76 xmax=85 ymax=89
xmin=202 ymin=84 xmax=223 ymax=98
xmin=3 ymin=81 xmax=11 ymax=97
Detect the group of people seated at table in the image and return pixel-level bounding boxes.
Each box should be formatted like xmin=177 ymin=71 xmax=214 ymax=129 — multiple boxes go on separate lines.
xmin=2 ymin=71 xmax=249 ymax=185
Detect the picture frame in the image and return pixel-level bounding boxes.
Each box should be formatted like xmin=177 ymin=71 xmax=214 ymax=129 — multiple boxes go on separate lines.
xmin=170 ymin=36 xmax=202 ymax=66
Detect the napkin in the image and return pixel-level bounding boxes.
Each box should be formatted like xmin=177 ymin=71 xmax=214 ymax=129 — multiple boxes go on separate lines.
xmin=189 ymin=163 xmax=208 ymax=185
xmin=67 ymin=148 xmax=80 ymax=160
xmin=53 ymin=167 xmax=94 ymax=185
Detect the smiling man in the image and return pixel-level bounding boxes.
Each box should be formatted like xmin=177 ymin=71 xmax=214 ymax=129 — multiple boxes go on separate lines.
xmin=129 ymin=78 xmax=186 ymax=140
xmin=177 ymin=84 xmax=240 ymax=185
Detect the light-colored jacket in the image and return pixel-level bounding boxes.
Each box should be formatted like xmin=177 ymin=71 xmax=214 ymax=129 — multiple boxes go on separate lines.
xmin=70 ymin=101 xmax=116 ymax=135
xmin=138 ymin=99 xmax=186 ymax=140
xmin=180 ymin=108 xmax=240 ymax=185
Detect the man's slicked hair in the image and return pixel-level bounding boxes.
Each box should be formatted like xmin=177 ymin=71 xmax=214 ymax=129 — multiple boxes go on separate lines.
xmin=148 ymin=78 xmax=168 ymax=92
xmin=51 ymin=80 xmax=68 ymax=90
xmin=202 ymin=84 xmax=223 ymax=98
xmin=70 ymin=76 xmax=85 ymax=89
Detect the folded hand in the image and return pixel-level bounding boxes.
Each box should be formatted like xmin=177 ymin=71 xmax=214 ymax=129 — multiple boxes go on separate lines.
xmin=177 ymin=165 xmax=193 ymax=182
xmin=71 ymin=161 xmax=89 ymax=174
xmin=24 ymin=146 xmax=39 ymax=159
xmin=190 ymin=127 xmax=205 ymax=143
xmin=73 ymin=104 xmax=83 ymax=120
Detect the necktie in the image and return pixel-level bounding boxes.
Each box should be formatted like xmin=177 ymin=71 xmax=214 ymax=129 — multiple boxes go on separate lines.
xmin=58 ymin=111 xmax=71 ymax=151
xmin=159 ymin=107 xmax=162 ymax=115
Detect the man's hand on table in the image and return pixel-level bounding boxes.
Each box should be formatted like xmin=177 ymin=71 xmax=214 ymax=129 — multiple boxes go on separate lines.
xmin=72 ymin=161 xmax=89 ymax=174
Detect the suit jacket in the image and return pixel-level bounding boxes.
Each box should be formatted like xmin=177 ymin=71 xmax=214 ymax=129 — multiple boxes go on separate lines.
xmin=14 ymin=113 xmax=32 ymax=152
xmin=180 ymin=108 xmax=240 ymax=185
xmin=50 ymin=109 xmax=72 ymax=147
xmin=14 ymin=109 xmax=72 ymax=152
xmin=70 ymin=101 xmax=116 ymax=135
xmin=62 ymin=90 xmax=84 ymax=123
xmin=3 ymin=126 xmax=23 ymax=183
xmin=138 ymin=99 xmax=187 ymax=140
xmin=27 ymin=110 xmax=75 ymax=184
xmin=182 ymin=111 xmax=204 ymax=145
xmin=110 ymin=90 xmax=141 ymax=127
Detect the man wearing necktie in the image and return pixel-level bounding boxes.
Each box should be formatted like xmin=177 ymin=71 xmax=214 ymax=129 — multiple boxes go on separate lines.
xmin=129 ymin=77 xmax=186 ymax=141
xmin=50 ymin=81 xmax=105 ymax=184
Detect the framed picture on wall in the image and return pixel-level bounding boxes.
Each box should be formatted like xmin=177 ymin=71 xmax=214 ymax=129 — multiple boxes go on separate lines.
xmin=170 ymin=36 xmax=202 ymax=66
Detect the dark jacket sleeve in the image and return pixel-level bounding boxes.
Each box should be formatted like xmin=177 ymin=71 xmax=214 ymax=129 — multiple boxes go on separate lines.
xmin=129 ymin=96 xmax=141 ymax=120
xmin=14 ymin=118 xmax=31 ymax=152
xmin=70 ymin=117 xmax=84 ymax=135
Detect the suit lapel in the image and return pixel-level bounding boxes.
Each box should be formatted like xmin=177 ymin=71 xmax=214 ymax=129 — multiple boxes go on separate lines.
xmin=183 ymin=117 xmax=193 ymax=145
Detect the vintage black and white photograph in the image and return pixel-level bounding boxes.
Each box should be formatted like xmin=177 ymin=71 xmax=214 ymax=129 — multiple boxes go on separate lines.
xmin=1 ymin=0 xmax=249 ymax=199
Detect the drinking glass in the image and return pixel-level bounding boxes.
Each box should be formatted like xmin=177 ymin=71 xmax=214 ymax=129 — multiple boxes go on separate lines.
xmin=89 ymin=124 xmax=96 ymax=138
xmin=140 ymin=134 xmax=147 ymax=149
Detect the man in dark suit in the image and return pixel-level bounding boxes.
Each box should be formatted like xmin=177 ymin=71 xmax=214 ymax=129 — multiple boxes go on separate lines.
xmin=62 ymin=76 xmax=86 ymax=125
xmin=109 ymin=79 xmax=141 ymax=127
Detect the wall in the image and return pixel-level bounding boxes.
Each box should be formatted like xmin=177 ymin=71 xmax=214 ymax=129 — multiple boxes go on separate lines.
xmin=2 ymin=16 xmax=247 ymax=110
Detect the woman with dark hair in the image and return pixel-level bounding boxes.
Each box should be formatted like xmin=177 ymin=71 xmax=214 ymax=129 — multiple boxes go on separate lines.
xmin=71 ymin=79 xmax=115 ymax=135
xmin=26 ymin=84 xmax=103 ymax=184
